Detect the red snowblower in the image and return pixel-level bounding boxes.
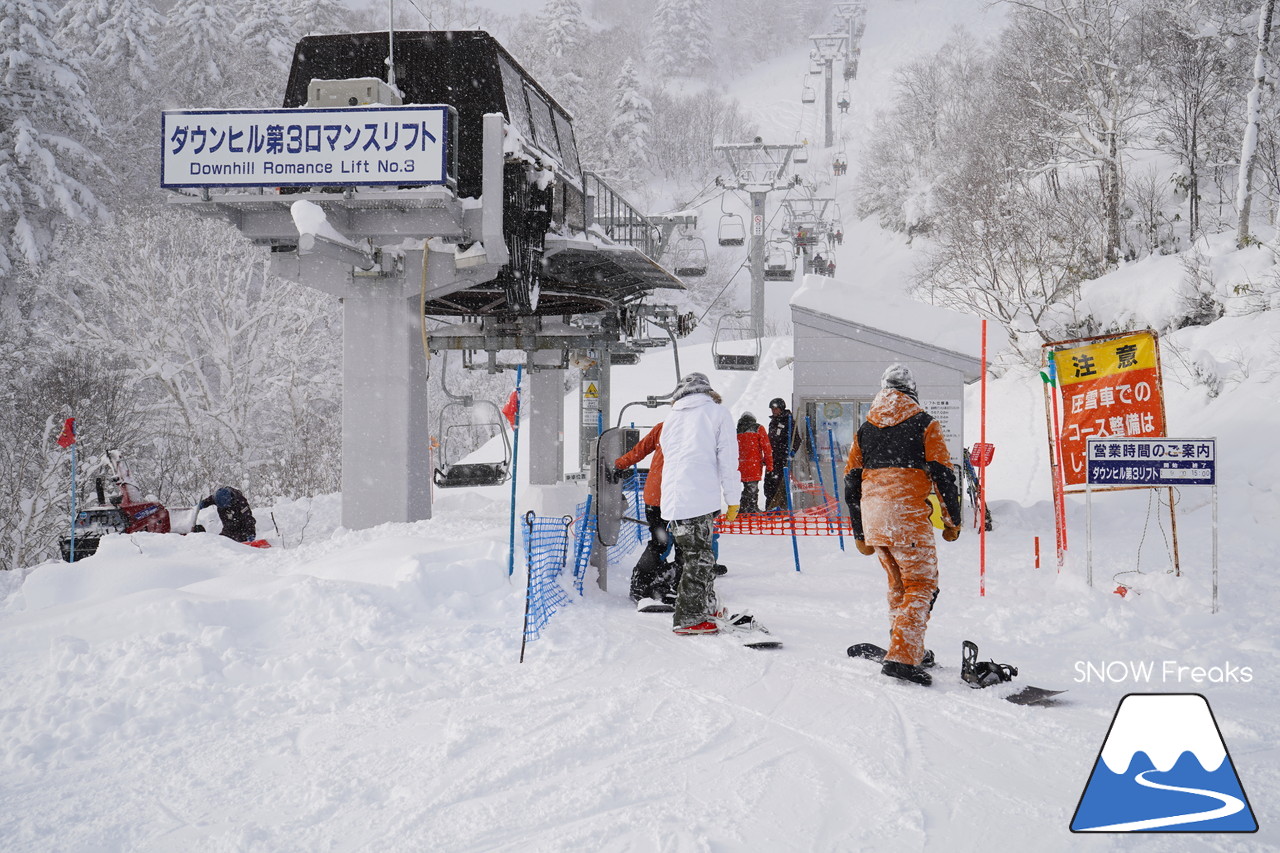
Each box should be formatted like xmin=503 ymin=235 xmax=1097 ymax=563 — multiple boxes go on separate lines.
xmin=60 ymin=451 xmax=177 ymax=562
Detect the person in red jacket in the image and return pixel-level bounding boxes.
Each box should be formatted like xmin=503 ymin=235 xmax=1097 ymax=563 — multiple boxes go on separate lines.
xmin=735 ymin=412 xmax=773 ymax=514
xmin=614 ymin=423 xmax=682 ymax=604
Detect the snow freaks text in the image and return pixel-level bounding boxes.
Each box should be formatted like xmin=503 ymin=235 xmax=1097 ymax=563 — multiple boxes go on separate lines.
xmin=1074 ymin=661 xmax=1254 ymax=684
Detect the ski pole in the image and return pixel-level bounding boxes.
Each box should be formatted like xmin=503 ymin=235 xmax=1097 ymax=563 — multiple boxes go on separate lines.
xmin=270 ymin=511 xmax=282 ymax=546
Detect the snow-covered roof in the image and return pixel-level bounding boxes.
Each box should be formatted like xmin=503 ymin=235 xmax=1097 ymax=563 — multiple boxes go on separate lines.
xmin=790 ymin=273 xmax=984 ymax=361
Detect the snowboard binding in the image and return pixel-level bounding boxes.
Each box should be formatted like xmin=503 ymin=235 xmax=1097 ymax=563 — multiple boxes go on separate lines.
xmin=961 ymin=640 xmax=1018 ymax=688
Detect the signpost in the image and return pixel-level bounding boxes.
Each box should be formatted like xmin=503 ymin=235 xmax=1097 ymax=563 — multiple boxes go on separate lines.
xmin=1085 ymin=437 xmax=1218 ymax=612
xmin=161 ymin=106 xmax=453 ymax=189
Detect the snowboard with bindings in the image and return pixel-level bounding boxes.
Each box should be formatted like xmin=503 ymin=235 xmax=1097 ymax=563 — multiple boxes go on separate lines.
xmin=961 ymin=640 xmax=1066 ymax=706
xmin=847 ymin=643 xmax=936 ymax=668
xmin=716 ymin=611 xmax=782 ymax=649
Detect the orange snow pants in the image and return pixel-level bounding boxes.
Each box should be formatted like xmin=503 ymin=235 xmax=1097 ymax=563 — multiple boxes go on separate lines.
xmin=874 ymin=543 xmax=939 ymax=667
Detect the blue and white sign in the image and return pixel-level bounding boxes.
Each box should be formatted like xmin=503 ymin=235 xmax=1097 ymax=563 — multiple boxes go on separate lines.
xmin=161 ymin=106 xmax=450 ymax=189
xmin=1086 ymin=437 xmax=1216 ymax=487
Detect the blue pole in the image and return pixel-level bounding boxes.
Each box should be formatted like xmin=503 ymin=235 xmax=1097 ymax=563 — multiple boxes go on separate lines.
xmin=826 ymin=427 xmax=845 ymax=552
xmin=807 ymin=416 xmax=834 ymax=533
xmin=507 ymin=365 xmax=524 ymax=577
xmin=784 ymin=465 xmax=801 ymax=572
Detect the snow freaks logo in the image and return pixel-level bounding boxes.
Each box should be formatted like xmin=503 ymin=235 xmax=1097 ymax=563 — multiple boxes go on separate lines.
xmin=1071 ymin=694 xmax=1258 ymax=833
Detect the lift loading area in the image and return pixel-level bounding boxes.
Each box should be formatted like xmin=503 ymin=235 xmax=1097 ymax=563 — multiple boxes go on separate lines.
xmin=163 ymin=31 xmax=692 ymax=529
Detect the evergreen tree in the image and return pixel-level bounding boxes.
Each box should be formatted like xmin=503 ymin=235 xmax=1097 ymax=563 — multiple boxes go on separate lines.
xmin=0 ymin=0 xmax=106 ymax=318
xmin=162 ymin=0 xmax=242 ymax=104
xmin=537 ymin=0 xmax=588 ymax=59
xmin=650 ymin=0 xmax=713 ymax=77
xmin=604 ymin=59 xmax=653 ymax=181
xmin=233 ymin=0 xmax=298 ymax=103
xmin=293 ymin=0 xmax=352 ymax=36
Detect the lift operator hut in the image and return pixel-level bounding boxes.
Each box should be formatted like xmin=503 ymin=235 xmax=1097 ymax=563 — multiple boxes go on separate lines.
xmin=789 ymin=275 xmax=983 ymax=493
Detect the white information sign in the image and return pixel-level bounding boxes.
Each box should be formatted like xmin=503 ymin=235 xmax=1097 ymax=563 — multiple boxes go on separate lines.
xmin=161 ymin=106 xmax=450 ymax=189
xmin=920 ymin=398 xmax=962 ymax=459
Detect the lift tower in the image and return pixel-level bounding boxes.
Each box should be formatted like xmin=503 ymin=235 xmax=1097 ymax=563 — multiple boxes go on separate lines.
xmin=810 ymin=33 xmax=849 ymax=149
xmin=712 ymin=140 xmax=803 ymax=370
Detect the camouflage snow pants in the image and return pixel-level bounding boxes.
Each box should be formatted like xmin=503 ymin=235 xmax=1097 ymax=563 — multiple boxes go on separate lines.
xmin=671 ymin=512 xmax=719 ymax=628
xmin=875 ymin=543 xmax=939 ymax=667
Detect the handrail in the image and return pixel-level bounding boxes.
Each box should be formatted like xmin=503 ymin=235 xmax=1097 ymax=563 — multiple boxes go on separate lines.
xmin=581 ymin=170 xmax=661 ymax=259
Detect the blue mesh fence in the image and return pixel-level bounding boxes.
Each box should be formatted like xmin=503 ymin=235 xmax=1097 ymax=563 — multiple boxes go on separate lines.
xmin=571 ymin=471 xmax=651 ymax=588
xmin=520 ymin=512 xmax=574 ymax=657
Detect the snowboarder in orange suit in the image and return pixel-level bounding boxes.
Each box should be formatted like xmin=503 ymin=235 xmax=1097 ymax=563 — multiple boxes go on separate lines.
xmin=844 ymin=364 xmax=961 ymax=686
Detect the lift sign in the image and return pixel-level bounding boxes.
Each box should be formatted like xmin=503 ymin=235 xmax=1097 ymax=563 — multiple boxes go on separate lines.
xmin=1086 ymin=437 xmax=1215 ymax=487
xmin=161 ymin=106 xmax=450 ymax=189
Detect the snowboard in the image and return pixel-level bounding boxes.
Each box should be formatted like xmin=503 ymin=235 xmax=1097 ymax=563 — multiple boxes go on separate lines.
xmin=962 ymin=640 xmax=1066 ymax=706
xmin=846 ymin=643 xmax=936 ymax=668
xmin=846 ymin=641 xmax=1065 ymax=704
xmin=636 ymin=597 xmax=675 ymax=614
xmin=717 ymin=611 xmax=783 ymax=649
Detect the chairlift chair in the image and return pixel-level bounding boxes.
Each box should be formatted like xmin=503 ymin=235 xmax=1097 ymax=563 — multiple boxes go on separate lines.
xmin=433 ymin=398 xmax=513 ymax=488
xmin=764 ymin=240 xmax=796 ymax=281
xmin=801 ymin=84 xmax=816 ymax=105
xmin=794 ymin=144 xmax=809 ymax=165
xmin=712 ymin=312 xmax=762 ymax=371
xmin=671 ymin=233 xmax=709 ymax=277
xmin=718 ymin=213 xmax=746 ymax=246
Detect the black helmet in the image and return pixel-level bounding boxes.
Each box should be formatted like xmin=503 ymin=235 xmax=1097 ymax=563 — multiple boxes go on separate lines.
xmin=769 ymin=397 xmax=787 ymax=410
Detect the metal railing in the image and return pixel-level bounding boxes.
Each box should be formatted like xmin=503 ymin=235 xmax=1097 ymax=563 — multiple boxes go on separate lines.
xmin=581 ymin=170 xmax=661 ymax=259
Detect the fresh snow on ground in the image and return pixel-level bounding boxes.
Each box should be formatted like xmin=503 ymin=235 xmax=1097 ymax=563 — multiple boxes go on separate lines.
xmin=4 ymin=0 xmax=1278 ymax=850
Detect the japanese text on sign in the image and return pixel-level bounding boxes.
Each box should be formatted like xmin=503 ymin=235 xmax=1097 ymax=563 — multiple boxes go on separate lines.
xmin=1085 ymin=438 xmax=1216 ymax=487
xmin=1052 ymin=332 xmax=1165 ymax=488
xmin=161 ymin=106 xmax=451 ymax=189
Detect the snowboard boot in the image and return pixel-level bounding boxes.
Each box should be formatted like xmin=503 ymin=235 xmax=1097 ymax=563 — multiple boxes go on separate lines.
xmin=881 ymin=660 xmax=933 ymax=686
xmin=713 ymin=564 xmax=728 ymax=576
xmin=673 ymin=620 xmax=719 ymax=635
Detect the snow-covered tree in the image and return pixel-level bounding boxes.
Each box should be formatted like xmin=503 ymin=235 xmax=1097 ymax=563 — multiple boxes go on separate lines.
xmin=293 ymin=0 xmax=352 ymax=36
xmin=1236 ymin=0 xmax=1277 ymax=246
xmin=537 ymin=0 xmax=588 ymax=59
xmin=36 ymin=210 xmax=342 ymax=502
xmin=603 ymin=59 xmax=653 ymax=181
xmin=161 ymin=0 xmax=242 ymax=105
xmin=0 ymin=0 xmax=107 ymax=320
xmin=1003 ymin=0 xmax=1151 ymax=266
xmin=232 ymin=0 xmax=299 ymax=104
xmin=649 ymin=0 xmax=714 ymax=78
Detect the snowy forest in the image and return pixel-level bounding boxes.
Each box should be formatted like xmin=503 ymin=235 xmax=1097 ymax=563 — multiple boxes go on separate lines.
xmin=4 ymin=0 xmax=1280 ymax=571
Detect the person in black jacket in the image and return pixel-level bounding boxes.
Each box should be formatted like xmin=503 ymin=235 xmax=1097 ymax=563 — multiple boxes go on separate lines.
xmin=197 ymin=486 xmax=257 ymax=543
xmin=764 ymin=397 xmax=802 ymax=511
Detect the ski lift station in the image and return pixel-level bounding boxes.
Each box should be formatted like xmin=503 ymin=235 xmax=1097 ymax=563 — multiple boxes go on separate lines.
xmin=787 ymin=275 xmax=984 ymax=491
xmin=162 ymin=30 xmax=694 ymax=529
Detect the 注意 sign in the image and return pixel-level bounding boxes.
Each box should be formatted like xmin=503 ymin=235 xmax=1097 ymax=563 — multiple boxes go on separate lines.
xmin=1052 ymin=331 xmax=1165 ymax=488
xmin=161 ymin=106 xmax=451 ymax=189
xmin=1086 ymin=437 xmax=1215 ymax=487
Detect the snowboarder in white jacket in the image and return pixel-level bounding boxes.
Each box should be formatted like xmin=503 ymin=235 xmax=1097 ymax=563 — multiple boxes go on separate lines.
xmin=659 ymin=373 xmax=741 ymax=634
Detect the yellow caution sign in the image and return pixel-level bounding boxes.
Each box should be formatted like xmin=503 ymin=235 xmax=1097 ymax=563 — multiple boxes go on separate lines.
xmin=583 ymin=382 xmax=599 ymax=399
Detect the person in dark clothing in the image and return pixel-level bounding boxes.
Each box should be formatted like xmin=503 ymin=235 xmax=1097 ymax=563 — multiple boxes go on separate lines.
xmin=764 ymin=398 xmax=802 ymax=511
xmin=614 ymin=423 xmax=682 ymax=604
xmin=197 ymin=486 xmax=257 ymax=543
